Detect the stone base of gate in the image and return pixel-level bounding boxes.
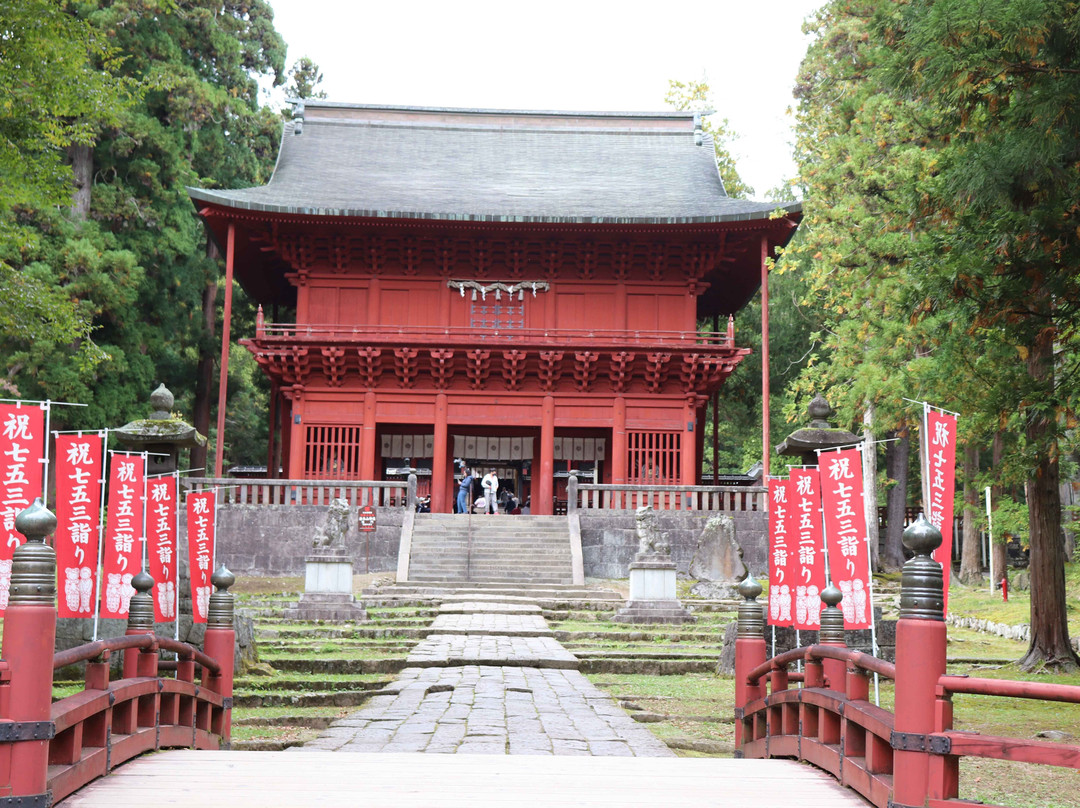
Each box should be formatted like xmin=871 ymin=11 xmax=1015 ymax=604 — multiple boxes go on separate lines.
xmin=613 ymin=560 xmax=694 ymax=624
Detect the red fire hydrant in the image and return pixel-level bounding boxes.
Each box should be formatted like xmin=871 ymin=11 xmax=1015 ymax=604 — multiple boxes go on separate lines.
xmin=1001 ymin=577 xmax=1008 ymax=602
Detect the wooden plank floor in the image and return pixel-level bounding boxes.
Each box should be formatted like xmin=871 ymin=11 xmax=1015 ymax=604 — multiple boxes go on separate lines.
xmin=59 ymin=751 xmax=872 ymax=807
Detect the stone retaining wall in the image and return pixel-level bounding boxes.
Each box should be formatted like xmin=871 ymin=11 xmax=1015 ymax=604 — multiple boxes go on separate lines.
xmin=197 ymin=505 xmax=764 ymax=581
xmin=578 ymin=510 xmax=767 ymax=580
xmin=189 ymin=505 xmax=404 ymax=577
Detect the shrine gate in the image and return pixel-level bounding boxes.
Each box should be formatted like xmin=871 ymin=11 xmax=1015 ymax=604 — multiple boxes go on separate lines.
xmin=189 ymin=103 xmax=800 ymax=513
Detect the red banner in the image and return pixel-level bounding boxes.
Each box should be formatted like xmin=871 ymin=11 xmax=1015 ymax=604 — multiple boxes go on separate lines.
xmin=791 ymin=467 xmax=827 ymax=631
xmin=819 ymin=448 xmax=873 ymax=629
xmin=101 ymin=453 xmax=145 ymax=619
xmin=926 ymin=408 xmax=958 ymax=613
xmin=0 ymin=403 xmax=46 ymax=614
xmin=186 ymin=490 xmax=216 ymax=624
xmin=767 ymin=478 xmax=795 ymax=627
xmin=55 ymin=434 xmax=104 ymax=618
xmin=147 ymin=474 xmax=178 ymax=622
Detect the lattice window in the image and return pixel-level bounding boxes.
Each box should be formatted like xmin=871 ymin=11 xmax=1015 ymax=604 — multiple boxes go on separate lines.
xmin=304 ymin=425 xmax=363 ymax=479
xmin=470 ymin=300 xmax=525 ymax=331
xmin=627 ymin=431 xmax=681 ymax=485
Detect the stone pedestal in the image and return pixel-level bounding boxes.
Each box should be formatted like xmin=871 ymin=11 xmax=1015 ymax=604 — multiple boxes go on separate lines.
xmin=285 ymin=553 xmax=367 ymax=621
xmin=613 ymin=557 xmax=694 ymax=624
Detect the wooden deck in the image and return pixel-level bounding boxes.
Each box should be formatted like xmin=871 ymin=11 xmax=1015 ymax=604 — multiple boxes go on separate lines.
xmin=59 ymin=751 xmax=871 ymax=807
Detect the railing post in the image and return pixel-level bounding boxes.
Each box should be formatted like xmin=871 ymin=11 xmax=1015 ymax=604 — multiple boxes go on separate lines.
xmin=0 ymin=500 xmax=58 ymax=803
xmin=124 ymin=571 xmax=157 ymax=679
xmin=566 ymin=471 xmax=578 ymax=514
xmin=201 ymin=565 xmax=236 ymax=746
xmin=818 ymin=584 xmax=847 ymax=691
xmin=892 ymin=514 xmax=947 ymax=808
xmin=734 ymin=575 xmax=766 ymax=752
xmin=406 ymin=473 xmax=417 ymax=512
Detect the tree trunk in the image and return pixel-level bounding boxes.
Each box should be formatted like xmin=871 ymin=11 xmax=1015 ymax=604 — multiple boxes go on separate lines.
xmin=190 ymin=243 xmax=218 ymax=477
xmin=1019 ymin=323 xmax=1079 ymax=671
xmin=991 ymin=430 xmax=1008 ymax=591
xmin=68 ymin=144 xmax=92 ymax=221
xmin=958 ymin=443 xmax=982 ymax=585
xmin=861 ymin=403 xmax=880 ymax=571
xmin=883 ymin=427 xmax=910 ymax=570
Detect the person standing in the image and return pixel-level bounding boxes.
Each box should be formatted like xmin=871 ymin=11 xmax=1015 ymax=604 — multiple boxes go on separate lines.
xmin=482 ymin=469 xmax=499 ymax=514
xmin=457 ymin=467 xmax=473 ymax=514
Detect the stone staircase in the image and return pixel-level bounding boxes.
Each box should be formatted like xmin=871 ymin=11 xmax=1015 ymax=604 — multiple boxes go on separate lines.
xmin=404 ymin=513 xmax=576 ymax=585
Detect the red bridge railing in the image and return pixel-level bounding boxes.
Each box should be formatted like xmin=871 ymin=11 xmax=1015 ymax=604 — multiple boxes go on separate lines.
xmin=0 ymin=501 xmax=236 ymax=807
xmin=734 ymin=514 xmax=1080 ymax=808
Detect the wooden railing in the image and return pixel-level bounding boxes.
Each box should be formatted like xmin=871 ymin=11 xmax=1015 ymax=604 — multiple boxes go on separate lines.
xmin=739 ymin=641 xmax=898 ymax=808
xmin=571 ymin=481 xmax=766 ymax=512
xmin=182 ymin=476 xmax=412 ymax=507
xmin=0 ymin=501 xmax=235 ymax=806
xmin=734 ymin=514 xmax=1080 ymax=808
xmin=48 ymin=631 xmax=234 ymax=804
xmin=256 ymin=321 xmax=737 ymax=349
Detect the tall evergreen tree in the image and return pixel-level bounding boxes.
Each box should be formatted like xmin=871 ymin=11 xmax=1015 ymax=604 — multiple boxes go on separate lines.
xmin=3 ymin=2 xmax=286 ymax=472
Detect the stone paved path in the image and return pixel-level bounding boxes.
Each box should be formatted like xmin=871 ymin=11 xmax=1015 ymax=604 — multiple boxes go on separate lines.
xmin=303 ymin=600 xmax=674 ymax=757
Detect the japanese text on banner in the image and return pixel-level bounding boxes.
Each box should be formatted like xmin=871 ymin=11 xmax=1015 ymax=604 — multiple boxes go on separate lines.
xmin=0 ymin=403 xmax=45 ymax=614
xmin=819 ymin=448 xmax=873 ymax=629
xmin=791 ymin=467 xmax=827 ymax=630
xmin=101 ymin=453 xmax=145 ymax=619
xmin=926 ymin=408 xmax=957 ymax=614
xmin=186 ymin=490 xmax=216 ymax=624
xmin=55 ymin=434 xmax=104 ymax=618
xmin=767 ymin=478 xmax=795 ymax=627
xmin=147 ymin=475 xmax=178 ymax=622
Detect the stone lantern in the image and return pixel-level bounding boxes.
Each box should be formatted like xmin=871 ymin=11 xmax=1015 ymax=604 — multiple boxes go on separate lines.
xmin=114 ymin=384 xmax=206 ymax=476
xmin=776 ymin=394 xmax=859 ymax=467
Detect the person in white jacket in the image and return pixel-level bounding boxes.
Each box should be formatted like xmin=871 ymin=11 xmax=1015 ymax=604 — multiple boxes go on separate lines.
xmin=481 ymin=470 xmax=499 ymax=514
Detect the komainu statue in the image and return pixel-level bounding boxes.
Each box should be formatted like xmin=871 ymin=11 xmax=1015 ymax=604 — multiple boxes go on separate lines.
xmin=313 ymin=498 xmax=351 ymax=550
xmin=635 ymin=505 xmax=671 ymax=557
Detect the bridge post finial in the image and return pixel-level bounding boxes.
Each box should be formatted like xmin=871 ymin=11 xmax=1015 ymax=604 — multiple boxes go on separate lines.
xmin=202 ymin=565 xmax=237 ymax=746
xmin=893 ymin=513 xmax=949 ymax=807
xmin=733 ymin=574 xmax=767 ymax=753
xmin=566 ymin=470 xmax=578 ymax=514
xmin=1 ymin=500 xmax=58 ymax=802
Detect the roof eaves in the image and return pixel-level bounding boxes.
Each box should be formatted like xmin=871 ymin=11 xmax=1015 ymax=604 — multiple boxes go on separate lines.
xmin=187 ymin=188 xmax=801 ymax=225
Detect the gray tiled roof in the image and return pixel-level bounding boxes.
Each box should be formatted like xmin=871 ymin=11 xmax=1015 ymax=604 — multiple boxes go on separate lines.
xmin=189 ymin=106 xmax=795 ymax=224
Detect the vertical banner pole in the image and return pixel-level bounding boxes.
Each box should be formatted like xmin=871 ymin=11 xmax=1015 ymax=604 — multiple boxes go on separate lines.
xmin=760 ymin=236 xmax=771 ymax=479
xmin=985 ymin=486 xmax=994 ymax=594
xmin=214 ymin=223 xmax=236 ymax=478
xmin=41 ymin=401 xmax=52 ymax=503
xmin=92 ymin=430 xmax=108 ymax=641
xmin=866 ymin=535 xmax=880 ymax=705
xmin=141 ymin=452 xmax=149 ymax=573
xmin=174 ymin=471 xmax=181 ymax=644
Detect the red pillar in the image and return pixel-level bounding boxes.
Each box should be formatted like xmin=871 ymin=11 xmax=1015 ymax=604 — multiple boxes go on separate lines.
xmin=760 ymin=235 xmax=771 ymax=478
xmin=893 ymin=514 xmax=947 ymax=808
xmin=681 ymin=398 xmax=697 ymax=488
xmin=538 ymin=395 xmax=555 ymax=515
xmin=733 ymin=576 xmax=767 ymax=751
xmin=287 ymin=388 xmax=305 ymax=480
xmin=1 ymin=501 xmax=58 ymax=801
xmin=360 ymin=390 xmax=377 ymax=482
xmin=432 ymin=393 xmax=448 ymax=513
xmin=214 ymin=222 xmax=236 ymax=478
xmin=612 ymin=397 xmax=627 ymax=485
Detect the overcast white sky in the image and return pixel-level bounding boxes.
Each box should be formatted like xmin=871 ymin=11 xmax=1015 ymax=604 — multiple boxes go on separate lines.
xmin=264 ymin=1 xmax=824 ymax=198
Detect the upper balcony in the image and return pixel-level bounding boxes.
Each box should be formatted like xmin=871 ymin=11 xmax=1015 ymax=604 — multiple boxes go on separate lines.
xmin=245 ymin=313 xmax=749 ymax=398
